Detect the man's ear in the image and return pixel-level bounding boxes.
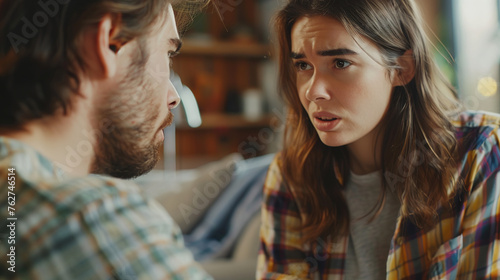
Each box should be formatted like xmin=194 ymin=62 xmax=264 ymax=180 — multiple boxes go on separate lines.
xmin=393 ymin=50 xmax=416 ymax=87
xmin=95 ymin=14 xmax=121 ymax=78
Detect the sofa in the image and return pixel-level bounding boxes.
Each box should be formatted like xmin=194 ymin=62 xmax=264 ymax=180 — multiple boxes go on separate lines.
xmin=134 ymin=153 xmax=275 ymax=280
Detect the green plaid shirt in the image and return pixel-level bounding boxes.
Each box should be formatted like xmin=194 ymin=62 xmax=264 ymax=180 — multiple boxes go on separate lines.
xmin=0 ymin=137 xmax=212 ymax=280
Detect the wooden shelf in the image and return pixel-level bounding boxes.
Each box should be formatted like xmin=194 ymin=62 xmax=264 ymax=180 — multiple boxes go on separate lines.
xmin=177 ymin=113 xmax=272 ymax=129
xmin=172 ymin=0 xmax=277 ymax=167
xmin=180 ymin=39 xmax=271 ymax=59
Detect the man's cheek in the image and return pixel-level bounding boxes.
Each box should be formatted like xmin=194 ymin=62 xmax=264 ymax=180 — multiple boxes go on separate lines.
xmin=146 ymin=52 xmax=170 ymax=86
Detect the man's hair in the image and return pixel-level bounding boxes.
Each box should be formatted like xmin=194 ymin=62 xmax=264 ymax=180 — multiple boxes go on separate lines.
xmin=275 ymin=0 xmax=463 ymax=243
xmin=0 ymin=0 xmax=207 ymax=127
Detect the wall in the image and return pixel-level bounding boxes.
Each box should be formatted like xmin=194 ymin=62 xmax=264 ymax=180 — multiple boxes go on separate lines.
xmin=453 ymin=0 xmax=500 ymax=113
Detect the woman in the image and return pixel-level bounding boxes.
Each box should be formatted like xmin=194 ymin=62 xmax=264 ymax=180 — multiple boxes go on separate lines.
xmin=257 ymin=0 xmax=500 ymax=279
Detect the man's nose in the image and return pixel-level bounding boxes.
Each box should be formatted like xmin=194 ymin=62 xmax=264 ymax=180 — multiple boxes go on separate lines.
xmin=167 ymin=79 xmax=180 ymax=109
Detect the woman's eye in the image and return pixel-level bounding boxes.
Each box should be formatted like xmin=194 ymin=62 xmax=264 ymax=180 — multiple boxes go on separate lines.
xmin=294 ymin=62 xmax=312 ymax=71
xmin=334 ymin=60 xmax=351 ymax=69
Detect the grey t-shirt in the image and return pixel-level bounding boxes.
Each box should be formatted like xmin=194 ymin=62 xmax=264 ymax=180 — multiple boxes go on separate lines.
xmin=343 ymin=171 xmax=401 ymax=280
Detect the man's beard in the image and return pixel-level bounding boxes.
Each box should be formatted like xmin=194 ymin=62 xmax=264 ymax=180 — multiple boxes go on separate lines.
xmin=90 ymin=46 xmax=172 ymax=179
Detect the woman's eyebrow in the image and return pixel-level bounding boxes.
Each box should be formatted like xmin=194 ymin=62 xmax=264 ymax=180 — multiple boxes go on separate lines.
xmin=290 ymin=52 xmax=305 ymax=59
xmin=290 ymin=48 xmax=358 ymax=59
xmin=318 ymin=48 xmax=358 ymax=56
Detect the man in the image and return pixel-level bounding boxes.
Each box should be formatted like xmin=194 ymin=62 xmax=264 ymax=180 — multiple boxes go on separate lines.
xmin=0 ymin=0 xmax=212 ymax=279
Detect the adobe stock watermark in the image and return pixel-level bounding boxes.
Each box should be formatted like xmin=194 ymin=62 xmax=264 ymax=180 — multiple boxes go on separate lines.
xmin=55 ymin=47 xmax=171 ymax=172
xmin=54 ymin=117 xmax=116 ymax=172
xmin=303 ymin=235 xmax=333 ymax=275
xmin=54 ymin=78 xmax=156 ymax=172
xmin=175 ymin=105 xmax=287 ymax=227
xmin=176 ymin=159 xmax=238 ymax=226
xmin=461 ymin=76 xmax=499 ymax=111
xmin=237 ymin=106 xmax=288 ymax=158
xmin=8 ymin=0 xmax=70 ymax=53
xmin=214 ymin=0 xmax=244 ymax=20
xmin=383 ymin=139 xmax=431 ymax=189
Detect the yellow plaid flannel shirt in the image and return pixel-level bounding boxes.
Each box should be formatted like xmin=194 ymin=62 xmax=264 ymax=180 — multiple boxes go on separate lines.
xmin=258 ymin=111 xmax=500 ymax=280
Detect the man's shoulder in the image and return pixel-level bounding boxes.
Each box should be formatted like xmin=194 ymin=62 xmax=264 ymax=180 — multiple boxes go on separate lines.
xmin=50 ymin=175 xmax=144 ymax=209
xmin=28 ymin=174 xmax=149 ymax=219
xmin=0 ymin=170 xmax=196 ymax=279
xmin=1 ymin=165 xmax=149 ymax=222
xmin=0 ymin=137 xmax=162 ymax=232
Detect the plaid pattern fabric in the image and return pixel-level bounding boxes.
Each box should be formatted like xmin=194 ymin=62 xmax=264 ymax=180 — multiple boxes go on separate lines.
xmin=257 ymin=111 xmax=500 ymax=280
xmin=0 ymin=137 xmax=212 ymax=280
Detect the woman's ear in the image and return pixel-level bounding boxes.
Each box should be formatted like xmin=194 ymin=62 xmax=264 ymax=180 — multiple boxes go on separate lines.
xmin=393 ymin=50 xmax=415 ymax=87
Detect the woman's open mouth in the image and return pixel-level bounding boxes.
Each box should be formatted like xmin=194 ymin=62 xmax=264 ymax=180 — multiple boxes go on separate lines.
xmin=312 ymin=112 xmax=341 ymax=131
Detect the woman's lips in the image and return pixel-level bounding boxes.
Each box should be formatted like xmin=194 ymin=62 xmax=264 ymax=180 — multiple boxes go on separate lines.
xmin=312 ymin=112 xmax=342 ymax=131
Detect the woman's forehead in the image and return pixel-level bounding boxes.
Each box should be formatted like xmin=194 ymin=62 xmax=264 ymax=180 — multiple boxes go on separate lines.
xmin=290 ymin=16 xmax=380 ymax=60
xmin=291 ymin=15 xmax=383 ymax=65
xmin=291 ymin=17 xmax=350 ymax=47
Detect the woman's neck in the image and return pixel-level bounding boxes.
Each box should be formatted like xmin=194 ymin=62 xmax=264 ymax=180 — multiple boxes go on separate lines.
xmin=347 ymin=124 xmax=384 ymax=175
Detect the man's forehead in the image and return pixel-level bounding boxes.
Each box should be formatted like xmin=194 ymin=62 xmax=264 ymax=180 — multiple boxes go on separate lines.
xmin=157 ymin=4 xmax=180 ymax=40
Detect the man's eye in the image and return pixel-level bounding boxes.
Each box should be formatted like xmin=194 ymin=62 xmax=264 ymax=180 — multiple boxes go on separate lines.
xmin=334 ymin=60 xmax=351 ymax=69
xmin=294 ymin=62 xmax=312 ymax=71
xmin=168 ymin=51 xmax=179 ymax=58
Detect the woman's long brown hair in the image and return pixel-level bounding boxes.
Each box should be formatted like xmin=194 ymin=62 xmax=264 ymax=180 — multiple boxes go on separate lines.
xmin=276 ymin=0 xmax=463 ymax=243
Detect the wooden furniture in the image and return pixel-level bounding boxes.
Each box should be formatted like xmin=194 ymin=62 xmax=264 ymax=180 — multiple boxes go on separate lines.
xmin=172 ymin=1 xmax=275 ymax=169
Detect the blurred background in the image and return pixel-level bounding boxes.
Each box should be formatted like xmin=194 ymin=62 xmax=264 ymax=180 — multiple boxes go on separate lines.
xmin=134 ymin=1 xmax=500 ymax=279
xmin=166 ymin=0 xmax=282 ymax=171
xmin=158 ymin=0 xmax=500 ymax=171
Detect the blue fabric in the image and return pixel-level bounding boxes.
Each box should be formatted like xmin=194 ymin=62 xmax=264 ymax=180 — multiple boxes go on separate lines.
xmin=184 ymin=153 xmax=274 ymax=261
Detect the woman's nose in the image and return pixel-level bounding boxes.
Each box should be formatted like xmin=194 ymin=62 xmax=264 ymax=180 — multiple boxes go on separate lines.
xmin=305 ymin=72 xmax=331 ymax=102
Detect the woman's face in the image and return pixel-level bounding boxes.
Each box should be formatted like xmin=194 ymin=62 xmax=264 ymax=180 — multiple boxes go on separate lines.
xmin=291 ymin=16 xmax=397 ymax=151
